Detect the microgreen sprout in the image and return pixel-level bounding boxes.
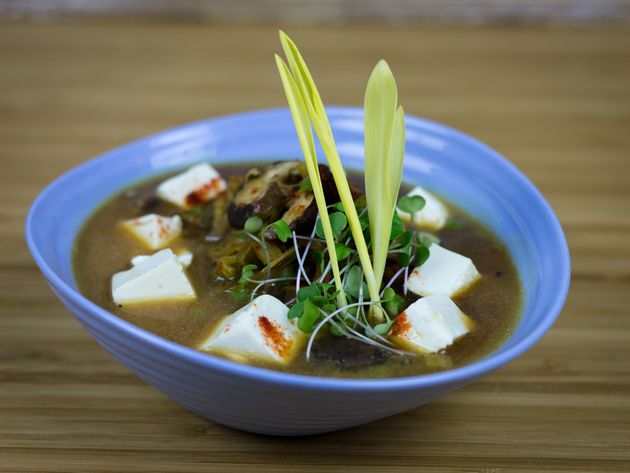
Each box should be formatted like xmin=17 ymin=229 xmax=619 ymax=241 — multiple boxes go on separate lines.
xmin=415 ymin=244 xmax=430 ymax=266
xmin=273 ymin=219 xmax=292 ymax=242
xmin=244 ymin=230 xmax=271 ymax=280
xmin=239 ymin=264 xmax=258 ymax=283
xmin=244 ymin=216 xmax=263 ymax=233
xmin=397 ymin=195 xmax=426 ymax=214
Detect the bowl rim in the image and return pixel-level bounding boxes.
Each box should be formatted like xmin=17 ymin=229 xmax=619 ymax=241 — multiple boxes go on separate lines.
xmin=25 ymin=106 xmax=570 ymax=392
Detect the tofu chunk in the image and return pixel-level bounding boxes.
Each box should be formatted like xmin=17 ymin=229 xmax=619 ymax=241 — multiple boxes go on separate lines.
xmin=156 ymin=163 xmax=226 ymax=208
xmin=397 ymin=186 xmax=449 ymax=231
xmin=131 ymin=249 xmax=193 ymax=268
xmin=112 ymin=249 xmax=196 ymax=305
xmin=121 ymin=214 xmax=182 ymax=250
xmin=407 ymin=243 xmax=481 ymax=298
xmin=175 ymin=250 xmax=193 ymax=268
xmin=390 ymin=294 xmax=474 ymax=353
xmin=199 ymin=295 xmax=304 ymax=365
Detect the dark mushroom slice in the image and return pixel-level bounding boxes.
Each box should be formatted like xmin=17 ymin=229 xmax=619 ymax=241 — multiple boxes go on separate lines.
xmin=227 ymin=161 xmax=302 ymax=229
xmin=284 ymin=192 xmax=319 ymax=236
xmin=311 ymin=337 xmax=390 ymax=369
xmin=228 ymin=182 xmax=287 ymax=229
xmin=317 ymin=164 xmax=341 ymax=204
xmin=264 ymin=163 xmax=343 ymax=240
xmin=264 ymin=191 xmax=318 ymax=241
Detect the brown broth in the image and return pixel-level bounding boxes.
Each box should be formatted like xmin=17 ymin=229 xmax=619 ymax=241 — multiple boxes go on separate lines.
xmin=73 ymin=164 xmax=522 ymax=378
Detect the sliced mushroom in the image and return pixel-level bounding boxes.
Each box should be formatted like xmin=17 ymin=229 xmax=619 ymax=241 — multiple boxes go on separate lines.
xmin=227 ymin=161 xmax=303 ymax=229
xmin=311 ymin=337 xmax=390 ymax=369
xmin=178 ymin=175 xmax=243 ymax=238
xmin=318 ymin=164 xmax=341 ymax=204
xmin=229 ymin=161 xmax=346 ymax=236
xmin=228 ymin=182 xmax=287 ymax=229
xmin=278 ymin=192 xmax=314 ymax=234
xmin=285 ymin=165 xmax=340 ymax=234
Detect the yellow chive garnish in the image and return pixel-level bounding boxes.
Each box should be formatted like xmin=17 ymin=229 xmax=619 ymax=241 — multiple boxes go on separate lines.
xmin=275 ymin=32 xmax=405 ymax=315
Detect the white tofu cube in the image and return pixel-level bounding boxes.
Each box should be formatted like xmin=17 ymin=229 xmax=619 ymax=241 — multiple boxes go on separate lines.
xmin=157 ymin=163 xmax=227 ymax=208
xmin=121 ymin=214 xmax=182 ymax=250
xmin=390 ymin=294 xmax=474 ymax=353
xmin=199 ymin=295 xmax=304 ymax=365
xmin=112 ymin=249 xmax=196 ymax=305
xmin=407 ymin=243 xmax=481 ymax=298
xmin=131 ymin=249 xmax=193 ymax=268
xmin=397 ymin=186 xmax=449 ymax=231
xmin=175 ymin=250 xmax=193 ymax=268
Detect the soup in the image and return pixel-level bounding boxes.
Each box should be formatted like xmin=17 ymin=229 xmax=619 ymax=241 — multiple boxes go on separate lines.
xmin=74 ymin=31 xmax=522 ymax=379
xmin=74 ymin=161 xmax=521 ymax=378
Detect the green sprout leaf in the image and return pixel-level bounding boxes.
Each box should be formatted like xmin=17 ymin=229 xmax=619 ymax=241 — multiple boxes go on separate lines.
xmin=397 ymin=230 xmax=413 ymax=248
xmin=398 ymin=250 xmax=411 ymax=267
xmin=273 ymin=219 xmax=292 ymax=242
xmin=315 ymin=218 xmax=324 ymax=239
xmin=244 ymin=216 xmax=263 ymax=233
xmin=382 ymin=287 xmax=404 ymax=317
xmin=309 ymin=295 xmax=329 ymax=307
xmin=297 ymin=284 xmax=320 ymax=302
xmin=316 ymin=212 xmax=347 ymax=239
xmin=330 ymin=212 xmax=347 ymax=237
xmin=397 ymin=195 xmax=426 ymax=214
xmin=323 ymin=303 xmax=337 ymax=313
xmin=373 ymin=320 xmax=394 ymax=335
xmin=297 ymin=300 xmax=320 ymax=333
xmin=319 ymin=282 xmax=335 ymax=294
xmin=390 ymin=212 xmax=404 ymax=240
xmin=239 ymin=264 xmax=258 ymax=283
xmin=287 ymin=302 xmax=304 ymax=320
xmin=335 ymin=243 xmax=352 ymax=261
xmin=415 ymin=245 xmax=430 ymax=266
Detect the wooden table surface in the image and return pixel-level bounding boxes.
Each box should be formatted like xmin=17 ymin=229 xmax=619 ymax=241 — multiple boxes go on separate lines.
xmin=1 ymin=20 xmax=629 ymax=472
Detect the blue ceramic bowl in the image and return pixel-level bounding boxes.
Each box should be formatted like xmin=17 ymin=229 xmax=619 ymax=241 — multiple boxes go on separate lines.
xmin=26 ymin=107 xmax=570 ymax=436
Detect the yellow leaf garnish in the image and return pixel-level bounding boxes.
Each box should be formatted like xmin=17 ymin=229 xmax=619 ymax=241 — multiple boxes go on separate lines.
xmin=364 ymin=60 xmax=405 ymax=293
xmin=275 ymin=53 xmax=346 ymax=302
xmin=275 ymin=32 xmax=405 ymax=317
xmin=277 ymin=31 xmax=379 ymax=307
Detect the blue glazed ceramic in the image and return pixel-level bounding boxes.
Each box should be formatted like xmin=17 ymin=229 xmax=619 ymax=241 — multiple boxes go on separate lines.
xmin=25 ymin=107 xmax=570 ymax=436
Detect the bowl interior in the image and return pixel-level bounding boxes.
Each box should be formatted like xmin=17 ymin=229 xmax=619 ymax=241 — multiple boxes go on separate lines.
xmin=26 ymin=107 xmax=569 ymax=381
